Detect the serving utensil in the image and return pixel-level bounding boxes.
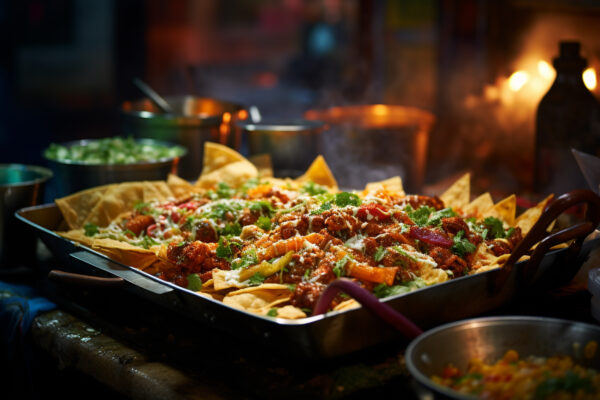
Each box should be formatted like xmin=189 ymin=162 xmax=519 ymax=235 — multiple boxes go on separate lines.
xmin=132 ymin=77 xmax=174 ymax=114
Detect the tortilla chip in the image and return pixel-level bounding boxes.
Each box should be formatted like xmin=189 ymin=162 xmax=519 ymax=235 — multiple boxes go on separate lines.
xmin=295 ymin=155 xmax=338 ymax=190
xmin=515 ymin=194 xmax=553 ymax=236
xmin=57 ymin=229 xmax=95 ymax=247
xmin=463 ymin=192 xmax=494 ymax=218
xmin=273 ymin=305 xmax=307 ymax=319
xmin=223 ymin=284 xmax=292 ymax=312
xmin=364 ymin=176 xmax=404 ymax=195
xmin=213 ymin=269 xmax=247 ymax=291
xmin=195 ymin=160 xmax=258 ymax=189
xmin=167 ymin=173 xmax=196 ymax=200
xmin=91 ymin=238 xmax=158 ymax=269
xmin=440 ymin=173 xmax=470 ymax=210
xmin=82 ymin=181 xmax=169 ymax=227
xmin=333 ymin=299 xmax=360 ymax=312
xmin=485 ymin=194 xmax=517 ymax=227
xmin=248 ymin=153 xmax=274 ymax=178
xmin=200 ymin=142 xmax=248 ymax=176
xmin=142 ymin=181 xmax=173 ymax=202
xmin=55 ymin=184 xmax=116 ymax=229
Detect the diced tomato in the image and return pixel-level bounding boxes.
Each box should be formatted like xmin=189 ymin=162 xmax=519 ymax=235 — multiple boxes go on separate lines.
xmin=356 ymin=203 xmax=390 ymax=222
xmin=179 ymin=201 xmax=199 ymax=211
xmin=441 ymin=365 xmax=461 ymax=379
xmin=409 ymin=226 xmax=453 ymax=247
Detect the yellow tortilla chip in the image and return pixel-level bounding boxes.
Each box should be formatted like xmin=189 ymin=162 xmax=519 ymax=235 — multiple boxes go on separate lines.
xmin=515 ymin=194 xmax=553 ymax=236
xmin=333 ymin=299 xmax=360 ymax=312
xmin=295 ymin=155 xmax=338 ymax=190
xmin=142 ymin=181 xmax=173 ymax=202
xmin=440 ymin=173 xmax=470 ymax=210
xmin=485 ymin=194 xmax=517 ymax=227
xmin=199 ymin=142 xmax=248 ymax=176
xmin=463 ymin=192 xmax=494 ymax=218
xmin=82 ymin=181 xmax=167 ymax=227
xmin=57 ymin=229 xmax=95 ymax=247
xmin=364 ymin=176 xmax=404 ymax=195
xmin=166 ymin=173 xmax=196 ymax=200
xmin=223 ymin=284 xmax=292 ymax=312
xmin=213 ymin=269 xmax=247 ymax=291
xmin=91 ymin=238 xmax=158 ymax=269
xmin=195 ymin=160 xmax=258 ymax=189
xmin=55 ymin=184 xmax=116 ymax=229
xmin=273 ymin=305 xmax=307 ymax=319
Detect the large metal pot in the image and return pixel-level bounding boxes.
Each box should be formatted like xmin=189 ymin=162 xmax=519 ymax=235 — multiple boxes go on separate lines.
xmin=405 ymin=316 xmax=600 ymax=399
xmin=305 ymin=105 xmax=435 ymax=192
xmin=121 ymin=96 xmax=246 ymax=180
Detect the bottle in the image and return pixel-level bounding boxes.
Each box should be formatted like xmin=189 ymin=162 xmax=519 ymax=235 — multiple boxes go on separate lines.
xmin=534 ymin=41 xmax=600 ymax=196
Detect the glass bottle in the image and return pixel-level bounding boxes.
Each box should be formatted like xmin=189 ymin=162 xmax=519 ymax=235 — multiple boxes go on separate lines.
xmin=534 ymin=41 xmax=600 ymax=196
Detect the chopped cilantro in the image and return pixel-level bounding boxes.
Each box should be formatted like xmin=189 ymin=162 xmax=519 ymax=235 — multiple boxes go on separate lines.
xmin=427 ymin=207 xmax=457 ymax=227
xmin=303 ymin=268 xmax=311 ymax=280
xmin=133 ymin=201 xmax=152 ymax=215
xmin=216 ymin=182 xmax=234 ymax=198
xmin=373 ymin=278 xmax=427 ymax=298
xmin=256 ymin=216 xmax=272 ymax=231
xmin=334 ymin=255 xmax=352 ymax=277
xmin=220 ymin=222 xmax=242 ymax=237
xmin=230 ymin=248 xmax=258 ymax=270
xmin=140 ymin=235 xmax=159 ymax=249
xmin=249 ymin=200 xmax=275 ymax=216
xmin=186 ymin=273 xmax=203 ymax=291
xmin=374 ymin=246 xmax=387 ymax=263
xmin=334 ymin=192 xmax=362 ymax=207
xmin=483 ymin=217 xmax=506 ymax=239
xmin=248 ymin=272 xmax=266 ymax=285
xmin=286 ymin=284 xmax=296 ymax=292
xmin=407 ymin=205 xmax=435 ymax=226
xmin=310 ymin=201 xmax=332 ymax=215
xmin=216 ymin=237 xmax=233 ymax=261
xmin=266 ymin=308 xmax=278 ymax=317
xmin=301 ymin=180 xmax=328 ymax=195
xmin=451 ymin=230 xmax=476 ymax=257
xmin=239 ymin=177 xmax=261 ymax=193
xmin=84 ymin=223 xmax=99 ymax=236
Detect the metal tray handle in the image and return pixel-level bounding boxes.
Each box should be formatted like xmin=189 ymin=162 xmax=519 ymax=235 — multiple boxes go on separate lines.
xmin=48 ymin=251 xmax=174 ymax=295
xmin=494 ymin=189 xmax=600 ymax=289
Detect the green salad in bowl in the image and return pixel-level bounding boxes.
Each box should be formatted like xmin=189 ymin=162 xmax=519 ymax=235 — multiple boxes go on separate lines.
xmin=44 ymin=136 xmax=186 ymax=165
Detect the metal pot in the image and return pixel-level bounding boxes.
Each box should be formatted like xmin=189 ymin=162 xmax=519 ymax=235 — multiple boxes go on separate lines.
xmin=405 ymin=316 xmax=600 ymax=399
xmin=235 ymin=119 xmax=327 ymax=178
xmin=121 ymin=96 xmax=246 ymax=180
xmin=43 ymin=138 xmax=186 ymax=197
xmin=1 ymin=164 xmax=52 ymax=267
xmin=305 ymin=105 xmax=435 ymax=192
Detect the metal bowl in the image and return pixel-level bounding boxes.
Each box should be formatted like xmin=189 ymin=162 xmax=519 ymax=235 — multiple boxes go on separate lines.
xmin=1 ymin=164 xmax=53 ymax=266
xmin=121 ymin=96 xmax=246 ymax=180
xmin=235 ymin=118 xmax=327 ymax=178
xmin=405 ymin=316 xmax=600 ymax=399
xmin=43 ymin=138 xmax=186 ymax=197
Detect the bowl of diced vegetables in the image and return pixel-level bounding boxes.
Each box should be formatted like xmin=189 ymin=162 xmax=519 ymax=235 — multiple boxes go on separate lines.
xmin=43 ymin=136 xmax=187 ymax=197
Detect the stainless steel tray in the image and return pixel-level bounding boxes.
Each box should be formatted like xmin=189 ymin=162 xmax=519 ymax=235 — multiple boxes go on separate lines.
xmin=16 ymin=190 xmax=600 ymax=360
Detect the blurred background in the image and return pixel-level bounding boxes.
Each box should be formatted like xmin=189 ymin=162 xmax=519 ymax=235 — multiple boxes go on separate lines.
xmin=1 ymin=0 xmax=599 ymax=197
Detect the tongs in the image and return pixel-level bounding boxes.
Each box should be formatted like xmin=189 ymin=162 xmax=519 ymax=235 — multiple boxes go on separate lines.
xmin=313 ymin=189 xmax=600 ymax=339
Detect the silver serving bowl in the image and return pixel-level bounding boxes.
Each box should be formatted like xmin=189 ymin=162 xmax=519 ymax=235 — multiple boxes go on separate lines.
xmin=43 ymin=138 xmax=186 ymax=197
xmin=405 ymin=316 xmax=600 ymax=399
xmin=121 ymin=96 xmax=246 ymax=180
xmin=235 ymin=119 xmax=327 ymax=178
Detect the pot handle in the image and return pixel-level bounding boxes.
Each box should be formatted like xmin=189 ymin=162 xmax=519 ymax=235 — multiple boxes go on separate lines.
xmin=313 ymin=278 xmax=423 ymax=340
xmin=48 ymin=269 xmax=125 ymax=288
xmin=493 ymin=189 xmax=600 ymax=290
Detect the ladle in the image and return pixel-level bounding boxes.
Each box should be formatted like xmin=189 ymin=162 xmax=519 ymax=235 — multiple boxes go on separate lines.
xmin=133 ymin=77 xmax=174 ymax=114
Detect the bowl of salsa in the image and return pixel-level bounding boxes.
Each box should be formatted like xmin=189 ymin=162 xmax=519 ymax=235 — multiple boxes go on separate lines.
xmin=43 ymin=137 xmax=187 ymax=197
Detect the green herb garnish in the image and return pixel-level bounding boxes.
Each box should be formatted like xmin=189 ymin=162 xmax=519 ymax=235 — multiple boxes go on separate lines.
xmin=186 ymin=273 xmax=203 ymax=291
xmin=84 ymin=223 xmax=99 ymax=236
xmin=451 ymin=230 xmax=476 ymax=257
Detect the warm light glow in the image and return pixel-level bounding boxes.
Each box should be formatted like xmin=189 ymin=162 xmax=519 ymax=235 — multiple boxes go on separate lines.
xmin=583 ymin=68 xmax=597 ymax=90
xmin=537 ymin=60 xmax=555 ymax=81
xmin=222 ymin=112 xmax=232 ymax=123
xmin=237 ymin=109 xmax=248 ymax=120
xmin=508 ymin=71 xmax=529 ymax=92
xmin=372 ymin=104 xmax=389 ymax=116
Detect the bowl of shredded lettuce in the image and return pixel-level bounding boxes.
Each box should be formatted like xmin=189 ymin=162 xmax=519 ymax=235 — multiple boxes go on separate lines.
xmin=43 ymin=137 xmax=187 ymax=197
